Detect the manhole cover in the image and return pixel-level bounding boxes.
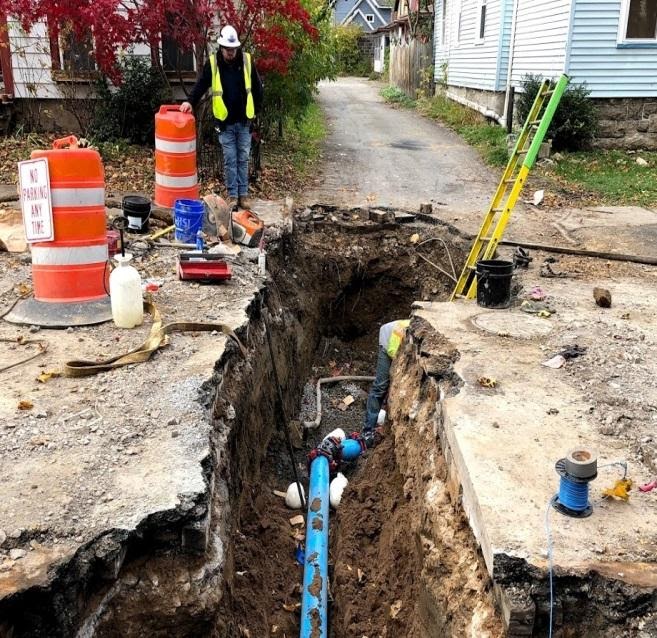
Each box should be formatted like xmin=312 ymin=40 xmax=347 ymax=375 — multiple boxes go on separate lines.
xmin=471 ymin=312 xmax=553 ymax=339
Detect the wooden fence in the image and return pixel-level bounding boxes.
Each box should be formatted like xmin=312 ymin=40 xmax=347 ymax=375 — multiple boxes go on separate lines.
xmin=389 ymin=39 xmax=433 ymax=98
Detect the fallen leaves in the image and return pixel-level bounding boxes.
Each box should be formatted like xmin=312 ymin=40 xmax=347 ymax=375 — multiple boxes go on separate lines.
xmin=36 ymin=370 xmax=61 ymax=383
xmin=477 ymin=376 xmax=497 ymax=389
xmin=17 ymin=399 xmax=33 ymax=410
xmin=602 ymin=478 xmax=633 ymax=501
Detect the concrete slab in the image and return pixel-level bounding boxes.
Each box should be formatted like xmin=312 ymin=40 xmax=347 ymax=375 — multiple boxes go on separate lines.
xmin=556 ymin=206 xmax=657 ymax=256
xmin=0 ymin=222 xmax=275 ymax=600
xmin=413 ymin=274 xmax=657 ymax=587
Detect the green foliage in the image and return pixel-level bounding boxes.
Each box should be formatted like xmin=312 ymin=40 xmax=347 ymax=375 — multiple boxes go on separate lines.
xmin=417 ymin=93 xmax=508 ymax=166
xmin=260 ymin=0 xmax=335 ymax=135
xmin=548 ymin=150 xmax=657 ymax=207
xmin=285 ymin=102 xmax=326 ymax=169
xmin=516 ymin=75 xmax=599 ymax=151
xmin=333 ymin=24 xmax=369 ymax=75
xmin=91 ymin=56 xmax=171 ymax=144
xmin=380 ymin=85 xmax=416 ymax=108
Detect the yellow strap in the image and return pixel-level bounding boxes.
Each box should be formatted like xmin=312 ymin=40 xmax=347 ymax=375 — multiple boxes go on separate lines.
xmin=64 ymin=302 xmax=246 ymax=377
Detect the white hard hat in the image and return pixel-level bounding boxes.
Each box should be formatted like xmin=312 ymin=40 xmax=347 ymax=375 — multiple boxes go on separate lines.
xmin=218 ymin=25 xmax=241 ymax=48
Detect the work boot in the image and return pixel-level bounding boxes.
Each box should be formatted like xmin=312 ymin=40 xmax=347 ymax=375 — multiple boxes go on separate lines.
xmin=238 ymin=195 xmax=253 ymax=209
xmin=362 ymin=427 xmax=384 ymax=449
xmin=226 ymin=196 xmax=238 ymax=211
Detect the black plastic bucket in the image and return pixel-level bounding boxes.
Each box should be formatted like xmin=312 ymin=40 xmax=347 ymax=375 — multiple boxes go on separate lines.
xmin=122 ymin=195 xmax=151 ymax=233
xmin=476 ymin=259 xmax=513 ymax=309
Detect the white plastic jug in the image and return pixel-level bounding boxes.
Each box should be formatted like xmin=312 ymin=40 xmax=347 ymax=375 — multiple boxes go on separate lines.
xmin=109 ymin=253 xmax=143 ymax=329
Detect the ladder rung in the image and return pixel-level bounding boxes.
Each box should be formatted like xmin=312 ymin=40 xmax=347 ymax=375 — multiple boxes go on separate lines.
xmin=542 ymin=89 xmax=555 ymax=97
xmin=454 ymin=294 xmax=469 ymax=299
xmin=529 ymin=120 xmax=541 ymax=126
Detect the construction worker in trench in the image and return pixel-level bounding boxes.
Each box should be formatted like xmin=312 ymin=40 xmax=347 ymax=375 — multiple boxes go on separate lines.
xmin=181 ymin=25 xmax=263 ymax=211
xmin=363 ymin=320 xmax=411 ymax=435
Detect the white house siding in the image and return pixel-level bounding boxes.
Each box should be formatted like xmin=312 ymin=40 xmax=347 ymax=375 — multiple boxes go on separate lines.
xmin=495 ymin=0 xmax=513 ymax=90
xmin=9 ymin=20 xmax=60 ymax=99
xmin=444 ymin=0 xmax=504 ymax=91
xmin=9 ymin=18 xmax=161 ymax=100
xmin=568 ymin=0 xmax=657 ymax=97
xmin=509 ymin=0 xmax=570 ymax=85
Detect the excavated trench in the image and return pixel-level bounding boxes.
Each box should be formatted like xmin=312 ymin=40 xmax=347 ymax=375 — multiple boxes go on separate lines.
xmin=6 ymin=213 xmax=650 ymax=638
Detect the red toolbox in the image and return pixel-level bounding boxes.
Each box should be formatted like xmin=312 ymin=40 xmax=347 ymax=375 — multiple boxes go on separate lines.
xmin=177 ymin=253 xmax=232 ymax=282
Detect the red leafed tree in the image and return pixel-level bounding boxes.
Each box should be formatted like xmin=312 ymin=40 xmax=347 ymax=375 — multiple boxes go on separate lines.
xmin=2 ymin=0 xmax=318 ymax=81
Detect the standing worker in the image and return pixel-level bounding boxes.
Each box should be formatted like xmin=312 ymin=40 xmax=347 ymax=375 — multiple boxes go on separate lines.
xmin=363 ymin=319 xmax=410 ymax=435
xmin=181 ymin=25 xmax=263 ymax=210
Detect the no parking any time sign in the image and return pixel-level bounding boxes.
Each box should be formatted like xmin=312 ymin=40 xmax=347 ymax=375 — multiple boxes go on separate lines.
xmin=18 ymin=158 xmax=54 ymax=243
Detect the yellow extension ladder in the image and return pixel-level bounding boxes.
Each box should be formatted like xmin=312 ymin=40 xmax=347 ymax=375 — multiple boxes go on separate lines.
xmin=451 ymin=74 xmax=570 ymax=301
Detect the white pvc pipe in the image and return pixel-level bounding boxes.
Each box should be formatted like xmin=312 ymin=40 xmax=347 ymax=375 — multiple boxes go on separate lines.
xmin=445 ymin=91 xmax=505 ymax=126
xmin=503 ymin=0 xmax=521 ymax=123
xmin=303 ymin=375 xmax=375 ymax=430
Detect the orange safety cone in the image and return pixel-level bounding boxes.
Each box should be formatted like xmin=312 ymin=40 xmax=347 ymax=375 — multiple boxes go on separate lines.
xmin=6 ymin=136 xmax=112 ymax=327
xmin=154 ymin=105 xmax=200 ymax=208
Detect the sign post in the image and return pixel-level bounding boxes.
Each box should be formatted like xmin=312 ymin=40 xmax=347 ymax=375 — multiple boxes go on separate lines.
xmin=18 ymin=158 xmax=54 ymax=243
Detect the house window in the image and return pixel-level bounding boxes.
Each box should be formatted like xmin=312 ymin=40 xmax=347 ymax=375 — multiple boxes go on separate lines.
xmin=162 ymin=34 xmax=195 ymax=72
xmin=477 ymin=0 xmax=487 ymax=41
xmin=365 ymin=14 xmax=375 ymax=23
xmin=49 ymin=22 xmax=96 ymax=75
xmin=624 ymin=0 xmax=657 ymax=39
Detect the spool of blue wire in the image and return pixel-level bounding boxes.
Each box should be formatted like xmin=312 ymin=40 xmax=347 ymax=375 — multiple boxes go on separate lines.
xmin=557 ymin=475 xmax=590 ymax=512
xmin=552 ymin=449 xmax=597 ymax=518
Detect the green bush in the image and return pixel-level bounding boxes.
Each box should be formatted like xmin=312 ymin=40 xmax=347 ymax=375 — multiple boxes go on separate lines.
xmin=380 ymin=85 xmax=416 ymax=108
xmin=516 ymin=74 xmax=598 ymax=151
xmin=334 ymin=24 xmax=369 ymax=75
xmin=91 ymin=57 xmax=172 ymax=145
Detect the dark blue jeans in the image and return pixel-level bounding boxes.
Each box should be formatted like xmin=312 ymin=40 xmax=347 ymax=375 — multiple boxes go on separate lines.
xmin=364 ymin=346 xmax=392 ymax=431
xmin=218 ymin=122 xmax=251 ymax=198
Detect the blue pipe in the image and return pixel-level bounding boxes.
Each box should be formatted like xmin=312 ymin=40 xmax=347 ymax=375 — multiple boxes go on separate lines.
xmin=300 ymin=455 xmax=330 ymax=638
xmin=341 ymin=438 xmax=363 ymax=461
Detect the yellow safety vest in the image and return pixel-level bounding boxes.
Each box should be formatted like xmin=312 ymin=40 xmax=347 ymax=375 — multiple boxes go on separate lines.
xmin=386 ymin=320 xmax=410 ymax=359
xmin=209 ymin=52 xmax=255 ymax=122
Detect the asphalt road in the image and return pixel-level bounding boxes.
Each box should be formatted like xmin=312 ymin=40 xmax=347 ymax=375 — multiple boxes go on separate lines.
xmin=306 ymin=77 xmax=498 ymax=219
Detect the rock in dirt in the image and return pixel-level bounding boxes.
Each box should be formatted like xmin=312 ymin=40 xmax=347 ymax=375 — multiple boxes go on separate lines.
xmin=593 ymin=287 xmax=612 ymax=308
xmin=9 ymin=549 xmax=27 ymax=560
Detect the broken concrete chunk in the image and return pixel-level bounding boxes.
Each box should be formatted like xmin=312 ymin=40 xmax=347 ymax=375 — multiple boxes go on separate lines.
xmin=593 ymin=287 xmax=612 ymax=308
xmin=9 ymin=549 xmax=27 ymax=560
xmin=369 ymin=209 xmax=395 ymax=224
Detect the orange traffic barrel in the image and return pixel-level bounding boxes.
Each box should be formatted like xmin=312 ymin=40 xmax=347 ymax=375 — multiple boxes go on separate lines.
xmin=6 ymin=136 xmax=112 ymax=327
xmin=154 ymin=105 xmax=199 ymax=208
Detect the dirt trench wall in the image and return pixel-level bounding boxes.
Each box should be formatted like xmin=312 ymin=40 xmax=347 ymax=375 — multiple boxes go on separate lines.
xmin=389 ymin=318 xmax=657 ymax=638
xmin=386 ymin=317 xmax=503 ymax=638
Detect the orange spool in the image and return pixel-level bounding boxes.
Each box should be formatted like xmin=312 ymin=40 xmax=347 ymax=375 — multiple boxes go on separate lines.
xmin=154 ymin=105 xmax=199 ymax=208
xmin=6 ymin=136 xmax=112 ymax=326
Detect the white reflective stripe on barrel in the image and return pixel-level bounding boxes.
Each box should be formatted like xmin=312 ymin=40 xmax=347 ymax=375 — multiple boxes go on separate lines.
xmin=155 ymin=137 xmax=197 ymax=153
xmin=51 ymin=187 xmax=105 ymax=208
xmin=31 ymin=245 xmax=108 ymax=266
xmin=155 ymin=172 xmax=198 ymax=188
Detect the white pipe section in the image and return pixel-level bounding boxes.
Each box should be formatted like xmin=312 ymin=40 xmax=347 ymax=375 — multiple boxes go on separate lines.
xmin=303 ymin=375 xmax=375 ymax=430
xmin=445 ymin=91 xmax=505 ymax=126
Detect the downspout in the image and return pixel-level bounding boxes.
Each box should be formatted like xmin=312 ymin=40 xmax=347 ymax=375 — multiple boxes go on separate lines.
xmin=502 ymin=0 xmax=520 ymax=124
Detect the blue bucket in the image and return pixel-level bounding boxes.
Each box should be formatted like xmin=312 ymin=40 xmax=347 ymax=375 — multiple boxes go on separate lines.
xmin=174 ymin=199 xmax=204 ymax=243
